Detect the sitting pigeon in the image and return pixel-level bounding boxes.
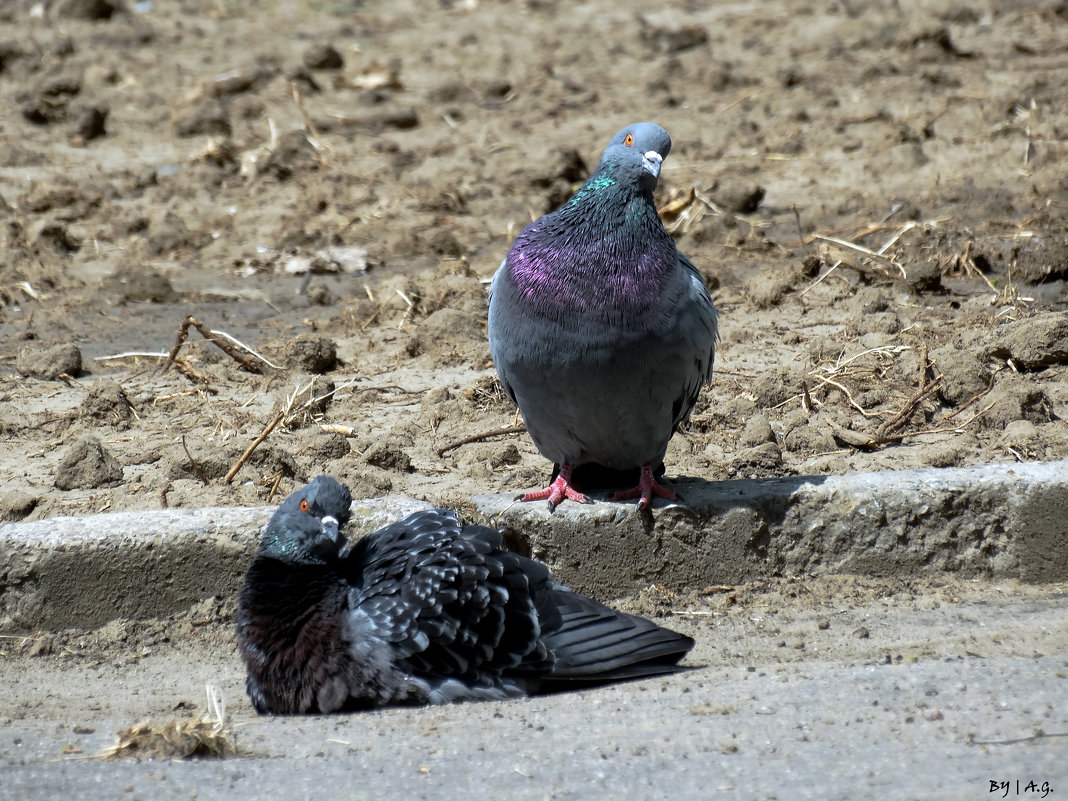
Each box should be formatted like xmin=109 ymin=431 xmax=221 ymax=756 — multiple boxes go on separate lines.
xmin=488 ymin=122 xmax=718 ymax=511
xmin=236 ymin=475 xmax=694 ymax=714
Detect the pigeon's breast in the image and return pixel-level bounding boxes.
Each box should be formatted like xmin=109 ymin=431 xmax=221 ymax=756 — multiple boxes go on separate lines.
xmin=504 ymin=236 xmax=676 ymax=325
xmin=489 ymin=258 xmax=709 ymax=468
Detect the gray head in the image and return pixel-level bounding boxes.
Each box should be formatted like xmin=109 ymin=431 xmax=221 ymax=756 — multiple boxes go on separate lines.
xmin=595 ymin=122 xmax=673 ymax=191
xmin=259 ymin=475 xmax=353 ymax=564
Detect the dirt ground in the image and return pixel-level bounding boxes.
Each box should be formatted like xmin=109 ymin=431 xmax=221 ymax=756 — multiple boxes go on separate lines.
xmin=2 ymin=574 xmax=1066 ymax=796
xmin=2 ymin=0 xmax=1067 ymax=525
xmin=1 ymin=0 xmax=1067 ymax=772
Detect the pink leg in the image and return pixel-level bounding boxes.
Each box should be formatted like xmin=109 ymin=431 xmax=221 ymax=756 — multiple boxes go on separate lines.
xmin=520 ymin=463 xmax=591 ymax=512
xmin=611 ymin=463 xmax=677 ymax=511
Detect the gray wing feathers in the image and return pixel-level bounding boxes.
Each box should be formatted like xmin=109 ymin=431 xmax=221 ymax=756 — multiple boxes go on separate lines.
xmin=671 ymin=251 xmax=718 ymax=431
xmin=348 ymin=510 xmax=549 ymax=683
xmin=540 ymin=591 xmax=694 ymax=679
xmin=344 ymin=508 xmax=691 ymax=701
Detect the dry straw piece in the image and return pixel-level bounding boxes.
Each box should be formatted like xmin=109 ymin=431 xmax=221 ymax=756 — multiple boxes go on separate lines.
xmin=99 ymin=685 xmax=238 ymax=762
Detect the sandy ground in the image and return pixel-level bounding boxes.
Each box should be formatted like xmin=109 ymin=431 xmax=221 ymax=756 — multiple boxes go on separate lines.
xmin=2 ymin=576 xmax=1066 ymax=799
xmin=1 ymin=0 xmax=1066 ymax=524
xmin=1 ymin=0 xmax=1067 ymax=794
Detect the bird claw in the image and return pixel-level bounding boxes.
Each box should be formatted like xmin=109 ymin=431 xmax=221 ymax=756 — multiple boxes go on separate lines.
xmin=611 ymin=464 xmax=677 ymax=510
xmin=520 ymin=465 xmax=590 ymax=511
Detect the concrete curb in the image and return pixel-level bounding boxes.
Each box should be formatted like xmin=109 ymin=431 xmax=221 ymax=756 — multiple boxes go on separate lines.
xmin=475 ymin=459 xmax=1068 ymax=595
xmin=0 ymin=496 xmax=431 ymax=633
xmin=1 ymin=461 xmax=1065 ymax=632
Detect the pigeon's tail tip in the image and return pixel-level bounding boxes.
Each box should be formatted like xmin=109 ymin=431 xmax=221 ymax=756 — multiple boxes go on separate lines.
xmin=542 ymin=594 xmax=695 ymax=684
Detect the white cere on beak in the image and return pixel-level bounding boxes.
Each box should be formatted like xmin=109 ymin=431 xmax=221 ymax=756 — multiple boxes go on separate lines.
xmin=320 ymin=514 xmax=340 ymax=542
xmin=642 ymin=150 xmax=663 ymax=179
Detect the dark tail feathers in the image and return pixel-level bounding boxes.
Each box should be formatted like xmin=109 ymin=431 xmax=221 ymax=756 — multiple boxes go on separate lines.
xmin=540 ymin=591 xmax=693 ymax=682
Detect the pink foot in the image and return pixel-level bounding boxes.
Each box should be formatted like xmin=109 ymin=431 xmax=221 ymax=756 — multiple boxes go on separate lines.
xmin=611 ymin=463 xmax=677 ymax=510
xmin=520 ymin=463 xmax=591 ymax=512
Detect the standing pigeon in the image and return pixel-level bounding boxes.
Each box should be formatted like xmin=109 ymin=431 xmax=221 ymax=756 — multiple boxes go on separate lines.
xmin=488 ymin=122 xmax=718 ymax=511
xmin=236 ymin=475 xmax=694 ymax=714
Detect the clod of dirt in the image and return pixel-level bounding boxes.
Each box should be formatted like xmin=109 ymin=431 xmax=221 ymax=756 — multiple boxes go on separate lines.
xmin=79 ymin=380 xmax=134 ymax=426
xmin=302 ymin=43 xmax=344 ymax=71
xmin=418 ymin=307 xmax=484 ymax=346
xmin=427 ymin=81 xmax=475 ymax=105
xmin=103 ymin=267 xmax=178 ymax=304
xmin=846 ymin=311 xmax=901 ymax=336
xmin=164 ymin=442 xmax=231 ymax=482
xmin=532 ymin=147 xmax=590 ymax=212
xmin=426 ymin=229 xmax=466 ymax=257
xmin=743 ymin=265 xmax=800 ymax=308
xmin=364 ymin=440 xmax=412 ymax=472
xmin=977 ymin=379 xmax=1051 ymax=431
xmin=639 ymin=15 xmax=709 ymax=53
xmin=461 ymin=442 xmax=522 ymax=471
xmin=75 ymin=105 xmax=108 ymax=141
xmin=985 ymin=235 xmax=1068 ymax=285
xmin=714 ymin=185 xmax=766 ymax=215
xmin=782 ymin=412 xmax=836 ymax=454
xmin=0 ymin=41 xmax=25 ymax=75
xmin=328 ymin=464 xmax=392 ymax=499
xmin=247 ymin=443 xmax=302 ymax=479
xmin=283 ymin=335 xmax=338 ymax=374
xmin=931 ymin=346 xmax=990 ymax=407
xmin=21 ymin=76 xmax=81 ymax=125
xmin=422 ymin=386 xmax=452 ymax=406
xmin=173 ymin=99 xmax=231 ymax=138
xmin=55 ymin=0 xmax=124 ymax=20
xmin=999 ymin=419 xmax=1038 ymax=448
xmin=849 ymin=287 xmax=890 ymax=317
xmin=531 ymin=146 xmax=590 ymax=187
xmin=54 ymin=435 xmax=124 ymax=490
xmin=301 ymin=375 xmax=337 ymax=412
xmin=0 ymin=488 xmax=38 ymax=522
xmin=731 ymin=442 xmax=783 ymax=475
xmin=146 ymin=211 xmax=203 ymax=256
xmin=299 ymin=430 xmax=351 ymax=462
xmin=28 ymin=220 xmax=81 ymax=255
xmin=925 ymin=434 xmax=978 ymax=468
xmin=21 ymin=181 xmax=98 ymax=214
xmin=322 ymin=107 xmax=419 ymax=134
xmin=490 ymin=442 xmax=522 ymax=468
xmin=15 ymin=342 xmax=82 ymax=380
xmin=258 ymin=129 xmax=321 ymax=181
xmin=752 ymin=364 xmax=806 ymax=408
xmin=898 ymin=259 xmax=943 ymax=293
xmin=739 ymin=413 xmax=777 ymax=447
xmin=277 ymin=375 xmax=336 ymax=428
xmin=287 ymin=65 xmax=321 ymax=94
xmin=911 ymin=25 xmax=976 ymax=59
xmin=987 ymin=312 xmax=1068 ymax=370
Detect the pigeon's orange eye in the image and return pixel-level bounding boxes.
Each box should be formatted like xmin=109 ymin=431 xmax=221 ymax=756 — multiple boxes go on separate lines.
xmin=624 ymin=133 xmax=634 ymax=147
xmin=299 ymin=499 xmax=309 ymax=512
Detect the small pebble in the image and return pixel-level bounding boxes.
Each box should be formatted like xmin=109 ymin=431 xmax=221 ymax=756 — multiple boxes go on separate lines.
xmin=303 ymin=43 xmax=344 ymax=71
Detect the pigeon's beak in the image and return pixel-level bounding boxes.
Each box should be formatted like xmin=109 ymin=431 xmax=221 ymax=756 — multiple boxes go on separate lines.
xmin=320 ymin=515 xmax=341 ymax=544
xmin=642 ymin=150 xmax=663 ymax=179
xmin=322 ymin=514 xmax=354 ymax=559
